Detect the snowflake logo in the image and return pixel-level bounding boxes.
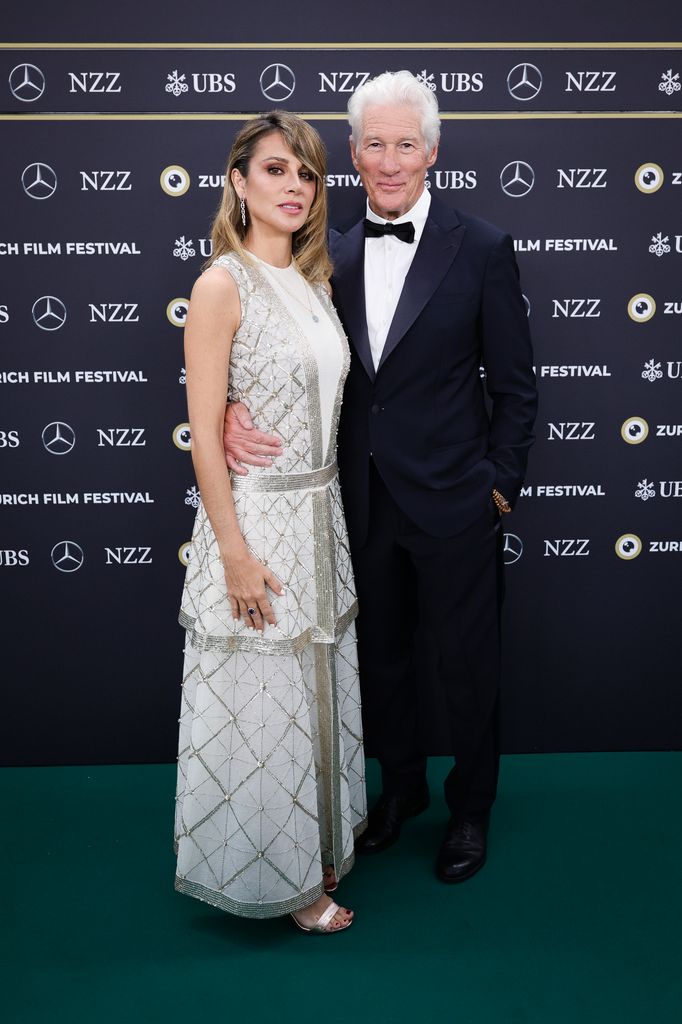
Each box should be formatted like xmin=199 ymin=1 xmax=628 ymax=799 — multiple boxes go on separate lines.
xmin=658 ymin=69 xmax=681 ymax=96
xmin=185 ymin=485 xmax=201 ymax=509
xmin=173 ymin=236 xmax=196 ymax=261
xmin=635 ymin=479 xmax=656 ymax=501
xmin=416 ymin=69 xmax=437 ymax=92
xmin=641 ymin=358 xmax=663 ymax=383
xmin=649 ymin=232 xmax=671 ymax=257
xmin=178 ymin=367 xmax=186 ymax=384
xmin=166 ymin=70 xmax=189 ymax=97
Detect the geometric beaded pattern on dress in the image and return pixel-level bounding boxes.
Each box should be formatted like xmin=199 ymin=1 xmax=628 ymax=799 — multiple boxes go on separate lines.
xmin=175 ymin=252 xmax=367 ymax=918
xmin=179 ymin=253 xmax=358 ymax=653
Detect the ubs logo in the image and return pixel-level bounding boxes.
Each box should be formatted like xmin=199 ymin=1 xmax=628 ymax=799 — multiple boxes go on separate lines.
xmin=641 ymin=359 xmax=663 ymax=382
xmin=259 ymin=63 xmax=296 ymax=101
xmin=160 ymin=165 xmax=190 ymax=197
xmin=621 ymin=417 xmax=649 ymax=445
xmin=9 ymin=63 xmax=45 ymax=102
xmin=499 ymin=161 xmax=535 ymax=197
xmin=627 ymin=293 xmax=656 ymax=323
xmin=51 ymin=540 xmax=85 ymax=572
xmin=32 ymin=296 xmax=67 ymax=331
xmin=166 ymin=70 xmax=189 ymax=96
xmin=649 ymin=232 xmax=671 ymax=257
xmin=615 ymin=534 xmax=642 ymax=560
xmin=173 ymin=423 xmax=192 ymax=451
xmin=634 ymin=163 xmax=664 ymax=194
xmin=167 ymin=298 xmax=189 ymax=327
xmin=21 ymin=163 xmax=57 ymax=200
xmin=42 ymin=421 xmax=76 ymax=455
xmin=507 ymin=63 xmax=542 ymax=101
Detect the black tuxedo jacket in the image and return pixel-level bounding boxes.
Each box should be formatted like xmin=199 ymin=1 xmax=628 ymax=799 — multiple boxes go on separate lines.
xmin=330 ymin=196 xmax=538 ymax=545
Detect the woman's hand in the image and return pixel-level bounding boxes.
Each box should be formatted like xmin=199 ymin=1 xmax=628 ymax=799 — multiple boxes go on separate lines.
xmin=222 ymin=547 xmax=284 ymax=632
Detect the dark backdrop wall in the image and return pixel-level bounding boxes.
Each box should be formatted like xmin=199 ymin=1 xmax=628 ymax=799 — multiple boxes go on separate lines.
xmin=1 ymin=3 xmax=681 ymax=764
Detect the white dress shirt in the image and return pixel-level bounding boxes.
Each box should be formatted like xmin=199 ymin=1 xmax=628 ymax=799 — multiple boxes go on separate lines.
xmin=364 ymin=187 xmax=431 ymax=370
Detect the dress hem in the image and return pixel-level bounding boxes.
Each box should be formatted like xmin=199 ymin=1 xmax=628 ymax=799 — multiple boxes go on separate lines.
xmin=174 ymin=819 xmax=367 ymax=920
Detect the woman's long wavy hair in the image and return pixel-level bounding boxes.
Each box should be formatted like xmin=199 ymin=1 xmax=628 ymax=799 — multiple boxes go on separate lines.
xmin=207 ymin=111 xmax=332 ymax=283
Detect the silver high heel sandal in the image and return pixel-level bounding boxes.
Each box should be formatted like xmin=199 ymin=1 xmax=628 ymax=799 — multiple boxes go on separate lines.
xmin=290 ymin=901 xmax=353 ymax=934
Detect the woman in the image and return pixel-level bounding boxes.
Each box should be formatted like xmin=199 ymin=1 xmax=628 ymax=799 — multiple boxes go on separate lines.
xmin=174 ymin=112 xmax=367 ymax=933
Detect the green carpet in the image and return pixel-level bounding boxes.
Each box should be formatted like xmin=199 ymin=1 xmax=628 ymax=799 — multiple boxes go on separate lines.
xmin=2 ymin=754 xmax=680 ymax=1023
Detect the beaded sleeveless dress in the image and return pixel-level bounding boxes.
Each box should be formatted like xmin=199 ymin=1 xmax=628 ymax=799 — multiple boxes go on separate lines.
xmin=174 ymin=252 xmax=367 ymax=918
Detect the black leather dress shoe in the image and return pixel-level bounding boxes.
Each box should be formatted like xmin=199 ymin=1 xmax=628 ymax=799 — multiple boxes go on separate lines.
xmin=435 ymin=814 xmax=489 ymax=883
xmin=355 ymin=788 xmax=430 ymax=855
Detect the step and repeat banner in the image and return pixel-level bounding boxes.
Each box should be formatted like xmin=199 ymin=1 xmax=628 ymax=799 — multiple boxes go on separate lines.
xmin=1 ymin=40 xmax=681 ymax=763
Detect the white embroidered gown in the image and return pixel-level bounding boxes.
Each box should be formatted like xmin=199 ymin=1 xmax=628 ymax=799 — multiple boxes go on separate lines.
xmin=174 ymin=253 xmax=367 ymax=918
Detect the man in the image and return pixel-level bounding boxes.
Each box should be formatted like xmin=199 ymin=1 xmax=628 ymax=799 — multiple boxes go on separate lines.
xmin=223 ymin=71 xmax=537 ymax=883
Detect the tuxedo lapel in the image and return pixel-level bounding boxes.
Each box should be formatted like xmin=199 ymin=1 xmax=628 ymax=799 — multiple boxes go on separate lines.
xmin=378 ymin=203 xmax=466 ymax=372
xmin=330 ymin=218 xmax=375 ymax=382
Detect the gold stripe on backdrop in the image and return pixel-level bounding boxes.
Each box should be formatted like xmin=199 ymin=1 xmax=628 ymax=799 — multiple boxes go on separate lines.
xmin=0 ymin=41 xmax=681 ymax=50
xmin=1 ymin=112 xmax=681 ymax=121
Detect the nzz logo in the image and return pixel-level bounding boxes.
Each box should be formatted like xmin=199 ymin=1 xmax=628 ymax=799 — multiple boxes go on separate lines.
xmin=89 ymin=303 xmax=139 ymax=323
xmin=69 ymin=72 xmax=121 ymax=93
xmin=80 ymin=171 xmax=131 ymax=191
xmin=544 ymin=539 xmax=590 ymax=557
xmin=105 ymin=546 xmax=152 ymax=565
xmin=552 ymin=298 xmax=601 ymax=318
xmin=547 ymin=422 xmax=596 ymax=440
xmin=97 ymin=428 xmax=145 ymax=447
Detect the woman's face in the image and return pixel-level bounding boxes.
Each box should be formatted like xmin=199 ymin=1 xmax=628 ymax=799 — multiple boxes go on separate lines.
xmin=232 ymin=131 xmax=317 ymax=238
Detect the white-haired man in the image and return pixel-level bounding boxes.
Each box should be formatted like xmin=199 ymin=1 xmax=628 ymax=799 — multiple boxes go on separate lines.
xmin=224 ymin=71 xmax=537 ymax=883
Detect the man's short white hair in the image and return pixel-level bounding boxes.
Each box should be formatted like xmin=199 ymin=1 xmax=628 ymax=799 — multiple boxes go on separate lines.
xmin=348 ymin=70 xmax=441 ymax=152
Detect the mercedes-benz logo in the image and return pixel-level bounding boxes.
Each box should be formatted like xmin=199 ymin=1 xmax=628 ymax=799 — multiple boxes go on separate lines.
xmin=32 ymin=295 xmax=67 ymax=331
xmin=21 ymin=162 xmax=57 ymax=199
xmin=500 ymin=160 xmax=535 ymax=198
xmin=507 ymin=63 xmax=543 ymax=101
xmin=503 ymin=532 xmax=524 ymax=565
xmin=51 ymin=540 xmax=85 ymax=572
xmin=523 ymin=294 xmax=531 ymax=317
xmin=42 ymin=421 xmax=76 ymax=455
xmin=259 ymin=63 xmax=296 ymax=101
xmin=9 ymin=63 xmax=46 ymax=102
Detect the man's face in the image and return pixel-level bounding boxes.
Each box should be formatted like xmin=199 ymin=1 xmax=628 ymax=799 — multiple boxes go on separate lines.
xmin=350 ymin=102 xmax=439 ymax=220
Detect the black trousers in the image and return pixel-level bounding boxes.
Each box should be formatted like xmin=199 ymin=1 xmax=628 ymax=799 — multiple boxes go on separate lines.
xmin=353 ymin=461 xmax=502 ymax=820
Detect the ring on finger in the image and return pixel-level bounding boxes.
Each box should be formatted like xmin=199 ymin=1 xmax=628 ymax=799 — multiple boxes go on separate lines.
xmin=247 ymin=607 xmax=256 ymax=616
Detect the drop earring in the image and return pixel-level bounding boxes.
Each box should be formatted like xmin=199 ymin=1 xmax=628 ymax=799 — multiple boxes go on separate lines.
xmin=240 ymin=198 xmax=246 ymax=228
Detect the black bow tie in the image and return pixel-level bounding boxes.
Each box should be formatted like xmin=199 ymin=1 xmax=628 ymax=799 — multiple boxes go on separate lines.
xmin=363 ymin=218 xmax=415 ymax=244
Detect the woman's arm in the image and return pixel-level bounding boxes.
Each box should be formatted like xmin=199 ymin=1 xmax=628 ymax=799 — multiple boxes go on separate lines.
xmin=185 ymin=266 xmax=282 ymax=631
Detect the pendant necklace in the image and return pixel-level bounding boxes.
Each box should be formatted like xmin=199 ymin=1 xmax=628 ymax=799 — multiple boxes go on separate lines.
xmin=255 ymin=256 xmax=320 ymax=323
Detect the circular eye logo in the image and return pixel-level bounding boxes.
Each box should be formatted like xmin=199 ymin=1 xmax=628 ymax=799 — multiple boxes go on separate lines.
xmin=21 ymin=162 xmax=57 ymax=199
xmin=507 ymin=63 xmax=543 ymax=101
xmin=42 ymin=421 xmax=76 ymax=455
xmin=166 ymin=298 xmax=189 ymax=327
xmin=9 ymin=63 xmax=45 ymax=102
xmin=621 ymin=417 xmax=649 ymax=445
xmin=499 ymin=161 xmax=535 ymax=198
xmin=634 ymin=163 xmax=664 ymax=194
xmin=178 ymin=542 xmax=192 ymax=566
xmin=51 ymin=540 xmax=84 ymax=572
xmin=627 ymin=293 xmax=656 ymax=323
xmin=160 ymin=165 xmax=190 ymax=196
xmin=259 ymin=63 xmax=296 ymax=101
xmin=32 ymin=295 xmax=67 ymax=331
xmin=173 ymin=423 xmax=192 ymax=450
xmin=502 ymin=532 xmax=523 ymax=565
xmin=615 ymin=534 xmax=642 ymax=560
